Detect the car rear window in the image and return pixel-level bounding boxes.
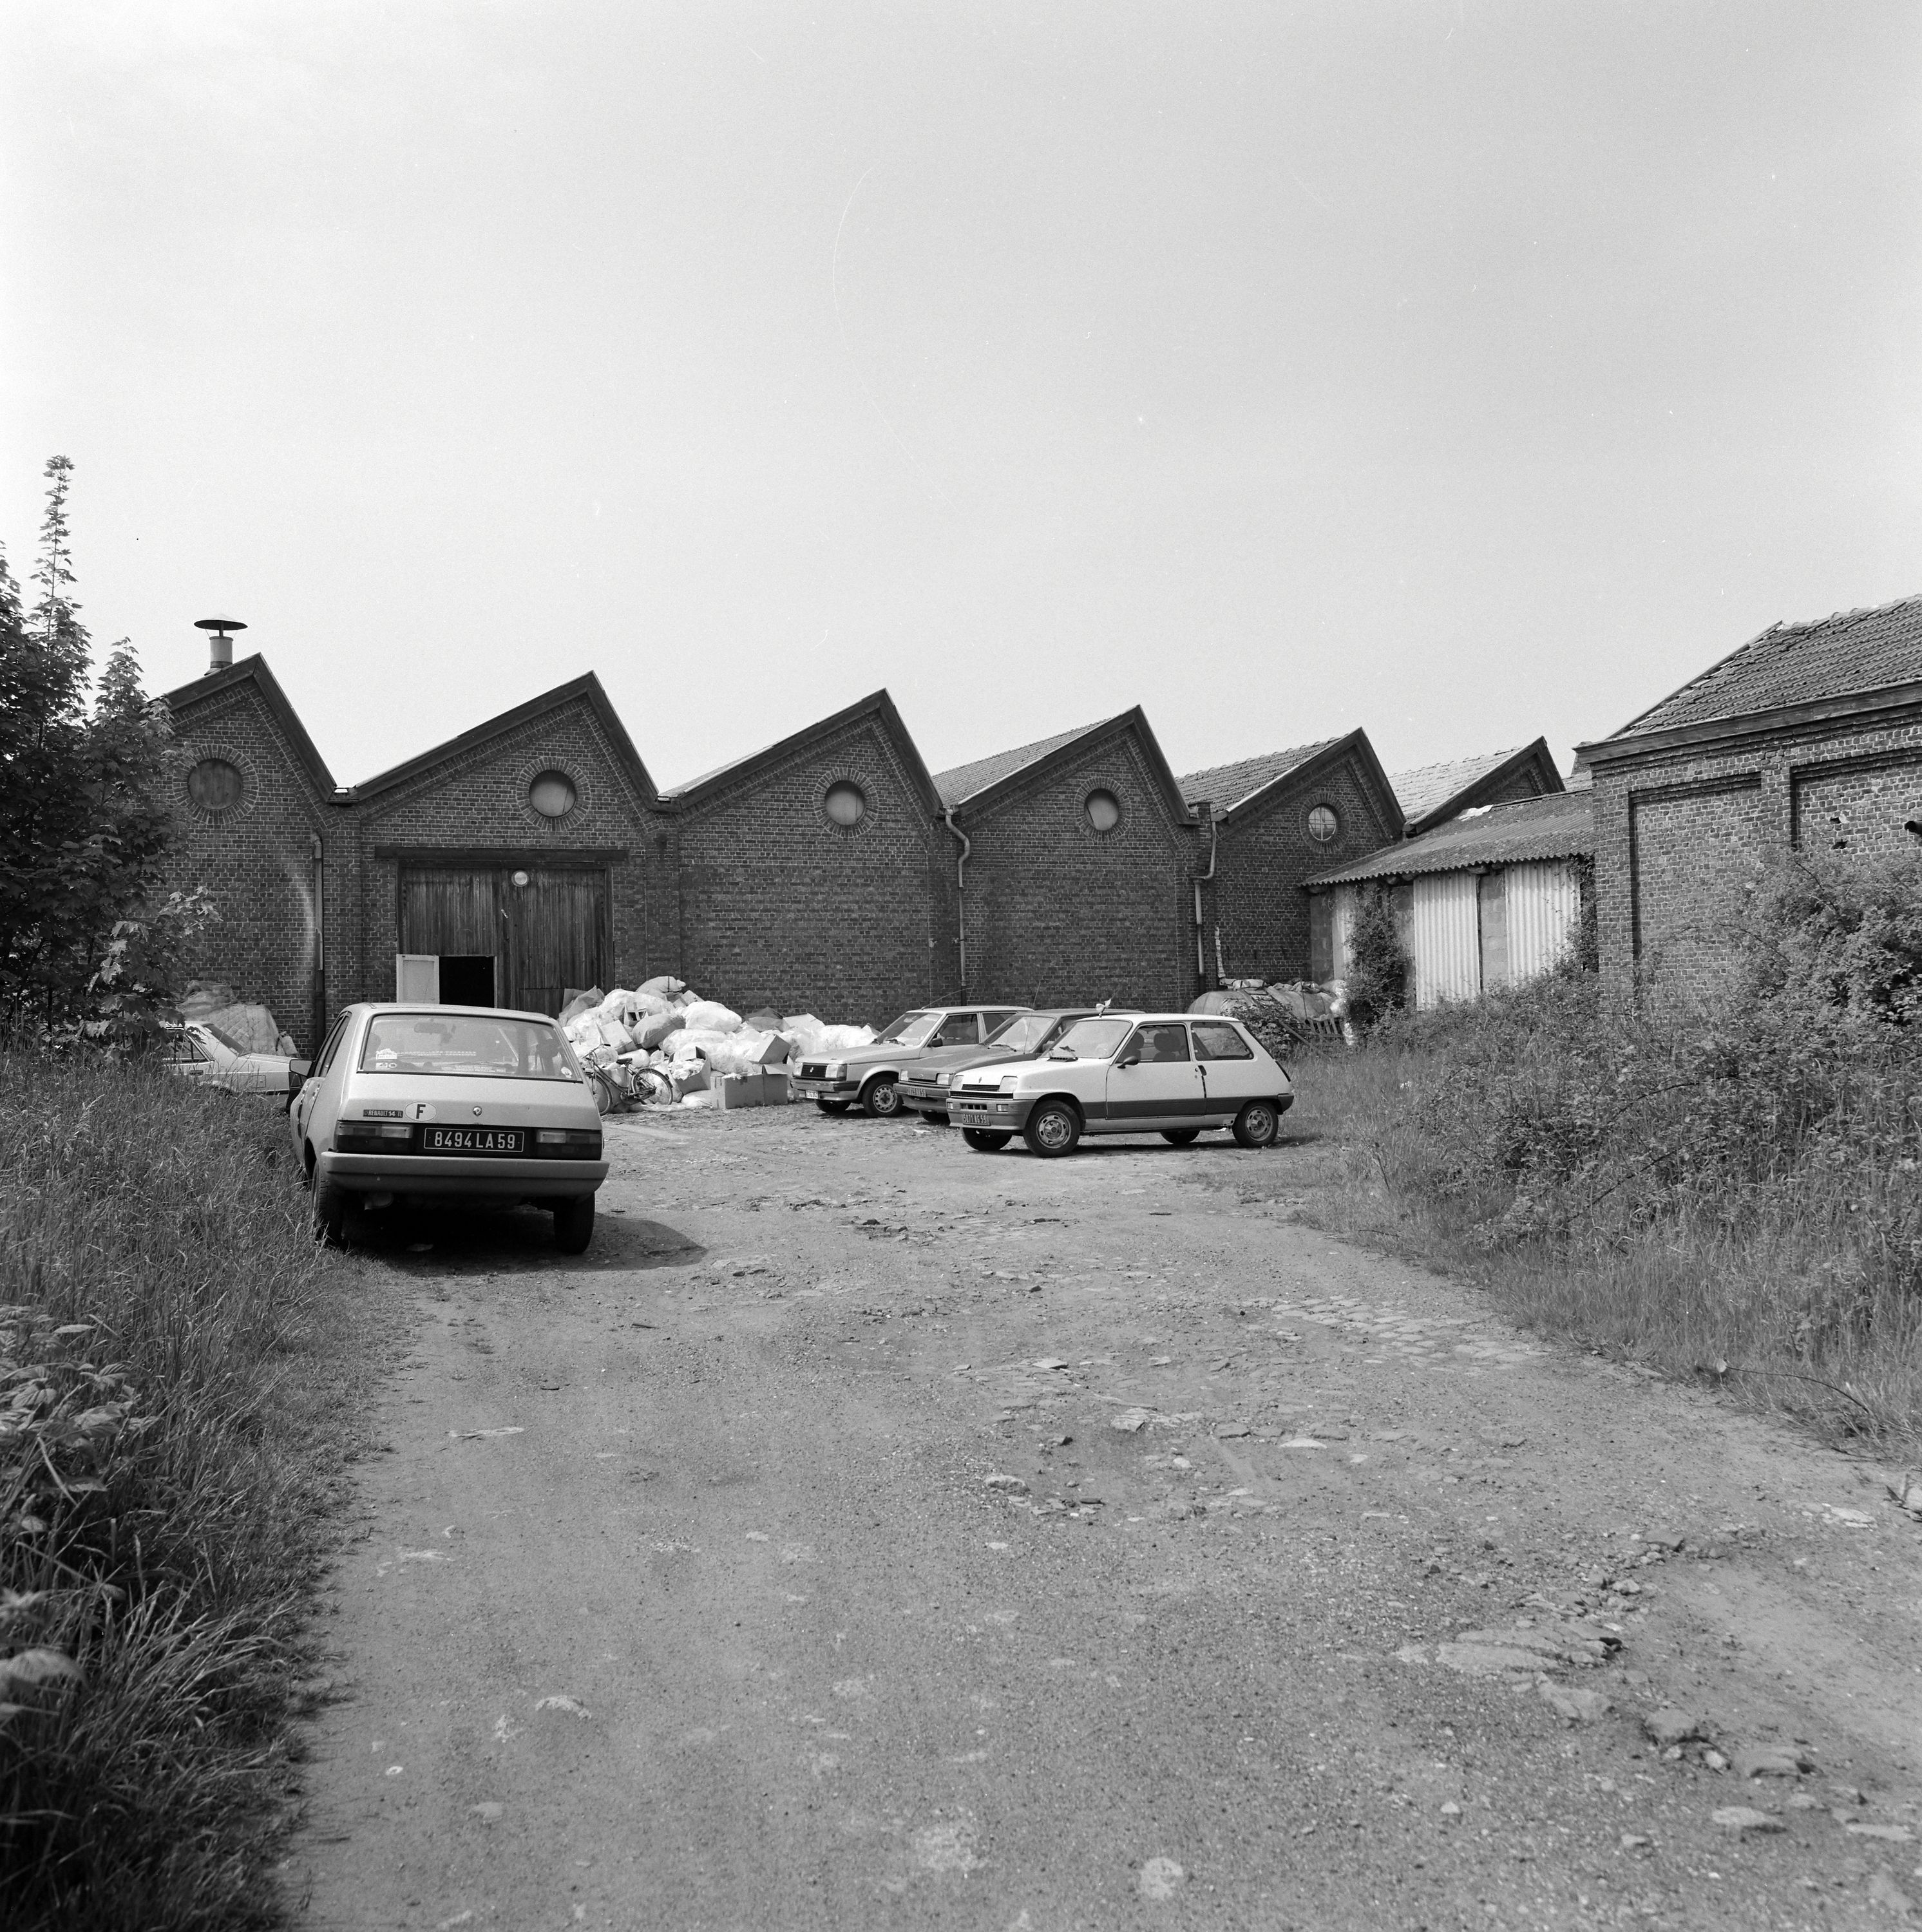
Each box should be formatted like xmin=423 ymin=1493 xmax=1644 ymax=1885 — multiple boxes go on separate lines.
xmin=1192 ymin=1021 xmax=1254 ymax=1061
xmin=359 ymin=1014 xmax=581 ymax=1080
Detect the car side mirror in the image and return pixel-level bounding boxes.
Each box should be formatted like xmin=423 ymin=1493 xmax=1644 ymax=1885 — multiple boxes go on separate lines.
xmin=1116 ymin=1054 xmax=1139 ymax=1070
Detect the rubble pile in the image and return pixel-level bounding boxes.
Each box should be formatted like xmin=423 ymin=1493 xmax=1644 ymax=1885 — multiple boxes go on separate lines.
xmin=558 ymin=979 xmax=876 ymax=1112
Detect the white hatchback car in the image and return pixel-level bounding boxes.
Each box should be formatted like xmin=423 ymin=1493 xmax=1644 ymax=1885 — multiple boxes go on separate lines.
xmin=944 ymin=1012 xmax=1293 ymax=1157
xmin=291 ymin=1005 xmax=609 ymax=1251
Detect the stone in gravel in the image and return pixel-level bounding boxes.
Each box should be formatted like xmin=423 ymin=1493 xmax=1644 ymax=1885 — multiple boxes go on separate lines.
xmin=1137 ymin=1857 xmax=1185 ymax=1900
xmin=1539 ymin=1683 xmax=1610 ymax=1723
xmin=1458 ymin=1625 xmax=1609 ymax=1666
xmin=983 ymin=1473 xmax=1029 ymax=1495
xmin=1619 ymin=1833 xmax=1649 ymax=1852
xmin=1867 ymin=1873 xmax=1915 ymax=1917
xmin=1436 ymin=1642 xmax=1548 ymax=1678
xmin=1110 ymin=1410 xmax=1154 ymax=1434
xmin=1845 ymin=1823 xmax=1917 ymax=1844
xmin=1711 ymin=1806 xmax=1783 ymax=1837
xmin=1643 ymin=1707 xmax=1706 ymax=1748
xmin=1214 ymin=1423 xmax=1251 ymax=1438
xmin=1734 ymin=1745 xmax=1812 ymax=1779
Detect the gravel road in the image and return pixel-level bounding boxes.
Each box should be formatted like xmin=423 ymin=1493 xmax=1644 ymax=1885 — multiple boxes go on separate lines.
xmin=294 ymin=1103 xmax=1922 ymax=1930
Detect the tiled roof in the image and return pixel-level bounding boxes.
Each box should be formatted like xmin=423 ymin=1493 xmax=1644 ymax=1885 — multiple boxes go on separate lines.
xmin=1306 ymin=790 xmax=1594 ymax=886
xmin=933 ymin=721 xmax=1110 ymax=807
xmin=1613 ymin=592 xmax=1922 ymax=739
xmin=1177 ymin=739 xmax=1342 ymax=813
xmin=1389 ymin=747 xmax=1527 ymax=826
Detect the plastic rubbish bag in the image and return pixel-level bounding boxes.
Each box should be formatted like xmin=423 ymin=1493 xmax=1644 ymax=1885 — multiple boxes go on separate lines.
xmin=681 ymin=1000 xmax=742 ymax=1035
xmin=814 ymin=1023 xmax=878 ymax=1050
xmin=558 ymin=987 xmax=605 ymax=1027
xmin=636 ymin=1011 xmax=683 ymax=1050
xmin=638 ymin=976 xmax=687 ymax=999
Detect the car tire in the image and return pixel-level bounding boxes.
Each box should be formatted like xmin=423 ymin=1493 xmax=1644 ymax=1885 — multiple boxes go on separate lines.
xmin=1022 ymin=1101 xmax=1081 ymax=1159
xmin=1160 ymin=1128 xmax=1201 ymax=1146
xmin=553 ymin=1195 xmax=596 ymax=1255
xmin=310 ymin=1165 xmax=347 ymax=1246
xmin=1233 ymin=1100 xmax=1280 ymax=1150
xmin=962 ymin=1128 xmax=1012 ymax=1151
xmin=815 ymin=1098 xmax=852 ymax=1115
xmin=861 ymin=1077 xmax=904 ymax=1119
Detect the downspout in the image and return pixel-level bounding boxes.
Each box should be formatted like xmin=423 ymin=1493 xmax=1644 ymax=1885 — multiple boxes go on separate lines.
xmin=943 ymin=806 xmax=970 ymax=996
xmin=310 ymin=831 xmax=325 ymax=1055
xmin=1193 ymin=805 xmax=1219 ymax=986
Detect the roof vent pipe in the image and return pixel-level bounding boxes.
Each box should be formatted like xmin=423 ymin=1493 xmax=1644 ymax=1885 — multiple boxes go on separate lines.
xmin=194 ymin=614 xmax=247 ymax=676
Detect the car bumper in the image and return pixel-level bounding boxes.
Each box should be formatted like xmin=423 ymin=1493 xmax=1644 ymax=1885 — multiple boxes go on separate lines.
xmin=791 ymin=1077 xmax=859 ymax=1101
xmin=318 ymin=1151 xmax=608 ymax=1198
xmin=947 ymin=1094 xmax=1031 ymax=1128
xmin=897 ymin=1084 xmax=950 ymax=1115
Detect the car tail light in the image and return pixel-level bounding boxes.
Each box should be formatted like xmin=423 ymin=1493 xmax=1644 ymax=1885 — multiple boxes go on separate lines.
xmin=335 ymin=1122 xmax=414 ymax=1151
xmin=535 ymin=1129 xmax=603 ymax=1157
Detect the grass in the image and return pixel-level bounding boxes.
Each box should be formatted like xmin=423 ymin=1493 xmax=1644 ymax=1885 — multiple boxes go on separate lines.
xmin=1247 ymin=974 xmax=1922 ymax=1464
xmin=0 ymin=1048 xmax=385 ymax=1930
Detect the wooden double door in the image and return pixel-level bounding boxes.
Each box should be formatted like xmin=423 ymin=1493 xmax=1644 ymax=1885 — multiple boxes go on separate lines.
xmin=398 ymin=865 xmax=609 ymax=1018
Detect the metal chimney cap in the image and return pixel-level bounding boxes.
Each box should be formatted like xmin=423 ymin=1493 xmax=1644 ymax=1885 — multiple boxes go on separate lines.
xmin=194 ymin=615 xmax=247 ymax=634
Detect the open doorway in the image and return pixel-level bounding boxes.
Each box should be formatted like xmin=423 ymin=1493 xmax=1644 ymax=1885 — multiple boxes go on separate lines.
xmin=437 ymin=955 xmax=496 ymax=1007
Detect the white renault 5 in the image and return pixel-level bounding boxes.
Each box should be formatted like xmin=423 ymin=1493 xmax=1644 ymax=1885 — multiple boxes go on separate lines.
xmin=945 ymin=1012 xmax=1292 ymax=1157
xmin=291 ymin=1005 xmax=609 ymax=1250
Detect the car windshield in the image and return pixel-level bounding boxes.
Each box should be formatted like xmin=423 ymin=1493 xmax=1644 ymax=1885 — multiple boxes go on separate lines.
xmin=200 ymin=1022 xmax=248 ymax=1055
xmin=1049 ymin=1017 xmax=1134 ymax=1061
xmin=875 ymin=1011 xmax=940 ymax=1046
xmin=359 ymin=1013 xmax=581 ymax=1080
xmin=985 ymin=1012 xmax=1060 ymax=1055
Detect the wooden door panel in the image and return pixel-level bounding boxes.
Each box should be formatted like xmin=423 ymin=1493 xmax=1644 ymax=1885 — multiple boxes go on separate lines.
xmin=399 ymin=870 xmax=499 ymax=957
xmin=508 ymin=871 xmax=608 ymax=1016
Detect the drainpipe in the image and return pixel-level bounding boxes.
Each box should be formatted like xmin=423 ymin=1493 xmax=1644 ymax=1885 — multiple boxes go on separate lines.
xmin=310 ymin=831 xmax=325 ymax=1054
xmin=1193 ymin=804 xmax=1219 ymax=987
xmin=943 ymin=806 xmax=970 ymax=996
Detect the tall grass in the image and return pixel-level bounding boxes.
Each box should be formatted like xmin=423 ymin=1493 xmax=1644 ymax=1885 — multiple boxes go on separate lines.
xmin=1 ymin=1049 xmax=376 ymax=1930
xmin=1280 ymin=961 xmax=1922 ymax=1457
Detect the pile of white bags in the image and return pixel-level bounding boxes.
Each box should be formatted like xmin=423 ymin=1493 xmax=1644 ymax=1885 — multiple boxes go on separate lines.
xmin=557 ymin=978 xmax=877 ymax=1110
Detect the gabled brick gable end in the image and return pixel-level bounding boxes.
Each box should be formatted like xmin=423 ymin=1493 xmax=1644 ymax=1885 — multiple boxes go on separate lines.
xmin=946 ymin=709 xmax=1203 ymax=1011
xmin=667 ymin=692 xmax=956 ymax=1027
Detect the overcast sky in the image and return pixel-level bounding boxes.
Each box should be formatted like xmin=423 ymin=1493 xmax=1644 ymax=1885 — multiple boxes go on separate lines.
xmin=5 ymin=2 xmax=1919 ymax=794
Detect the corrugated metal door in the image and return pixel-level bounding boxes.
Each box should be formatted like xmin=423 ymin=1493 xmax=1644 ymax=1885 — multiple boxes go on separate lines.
xmin=1411 ymin=873 xmax=1480 ymax=1008
xmin=1507 ymin=860 xmax=1582 ymax=982
xmin=506 ymin=871 xmax=609 ymax=1017
xmin=1478 ymin=871 xmax=1510 ymax=991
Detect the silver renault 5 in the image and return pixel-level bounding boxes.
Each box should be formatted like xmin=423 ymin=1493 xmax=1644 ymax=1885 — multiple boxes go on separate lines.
xmin=290 ymin=1005 xmax=609 ymax=1251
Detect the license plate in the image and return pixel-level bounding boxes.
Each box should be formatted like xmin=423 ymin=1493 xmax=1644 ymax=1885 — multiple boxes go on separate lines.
xmin=421 ymin=1126 xmax=526 ymax=1155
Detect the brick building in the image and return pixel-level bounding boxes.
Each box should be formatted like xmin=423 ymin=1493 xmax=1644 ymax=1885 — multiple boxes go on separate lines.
xmin=1389 ymin=739 xmax=1563 ymax=837
xmin=1577 ymin=594 xmax=1922 ymax=1000
xmin=161 ymin=655 xmax=1550 ymax=1046
xmin=1177 ymin=733 xmax=1403 ymax=985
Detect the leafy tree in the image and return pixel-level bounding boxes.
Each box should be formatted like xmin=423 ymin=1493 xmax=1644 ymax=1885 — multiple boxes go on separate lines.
xmin=1344 ymin=882 xmax=1411 ymax=1028
xmin=0 ymin=457 xmax=190 ymax=1038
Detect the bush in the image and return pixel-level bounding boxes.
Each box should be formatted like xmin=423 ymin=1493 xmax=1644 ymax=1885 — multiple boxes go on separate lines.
xmin=1344 ymin=884 xmax=1410 ymax=1029
xmin=0 ymin=1051 xmax=372 ymax=1929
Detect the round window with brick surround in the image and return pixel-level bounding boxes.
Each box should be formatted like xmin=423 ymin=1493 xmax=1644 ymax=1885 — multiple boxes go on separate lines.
xmin=824 ymin=781 xmax=867 ymax=826
xmin=186 ymin=757 xmax=245 ymax=812
xmin=1307 ymin=803 xmax=1340 ymax=844
xmin=528 ymin=770 xmax=578 ymax=819
xmin=1084 ymin=788 xmax=1121 ymax=833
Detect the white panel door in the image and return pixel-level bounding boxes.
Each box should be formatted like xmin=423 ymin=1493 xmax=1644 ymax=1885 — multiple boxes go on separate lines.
xmin=395 ymin=954 xmax=441 ymax=1003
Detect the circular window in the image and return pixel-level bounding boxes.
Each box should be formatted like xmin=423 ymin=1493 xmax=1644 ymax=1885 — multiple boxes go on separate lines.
xmin=186 ymin=757 xmax=244 ymax=811
xmin=824 ymin=780 xmax=867 ymax=826
xmin=1307 ymin=804 xmax=1340 ymax=844
xmin=1085 ymin=789 xmax=1121 ymax=833
xmin=528 ymin=770 xmax=577 ymax=819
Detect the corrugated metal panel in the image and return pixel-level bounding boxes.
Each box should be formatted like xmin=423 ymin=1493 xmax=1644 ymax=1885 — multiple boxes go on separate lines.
xmin=1506 ymin=860 xmax=1583 ymax=982
xmin=1331 ymin=886 xmax=1358 ymax=979
xmin=1411 ymin=873 xmax=1480 ymax=1008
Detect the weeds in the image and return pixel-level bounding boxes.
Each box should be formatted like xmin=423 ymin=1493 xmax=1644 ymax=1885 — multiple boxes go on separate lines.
xmin=1280 ymin=850 xmax=1922 ymax=1459
xmin=1 ymin=1048 xmax=376 ymax=1930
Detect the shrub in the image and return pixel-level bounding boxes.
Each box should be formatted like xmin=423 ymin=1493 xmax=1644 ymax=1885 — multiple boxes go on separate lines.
xmin=1344 ymin=884 xmax=1411 ymax=1029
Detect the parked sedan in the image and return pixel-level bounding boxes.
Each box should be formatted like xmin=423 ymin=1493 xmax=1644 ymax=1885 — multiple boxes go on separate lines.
xmin=162 ymin=1019 xmax=307 ymax=1104
xmin=290 ymin=1005 xmax=609 ymax=1251
xmin=897 ymin=1008 xmax=1127 ymax=1122
xmin=946 ymin=1012 xmax=1292 ymax=1157
xmin=790 ymin=1005 xmax=1027 ymax=1117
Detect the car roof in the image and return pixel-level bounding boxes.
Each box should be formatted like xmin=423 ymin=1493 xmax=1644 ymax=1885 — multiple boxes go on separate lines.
xmin=351 ymin=1003 xmax=563 ymax=1025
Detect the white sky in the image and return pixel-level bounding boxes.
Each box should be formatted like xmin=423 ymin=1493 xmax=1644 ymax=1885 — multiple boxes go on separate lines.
xmin=5 ymin=2 xmax=1919 ymax=793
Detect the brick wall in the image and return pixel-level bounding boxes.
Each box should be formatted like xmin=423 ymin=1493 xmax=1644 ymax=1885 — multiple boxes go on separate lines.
xmin=1590 ymin=706 xmax=1922 ymax=1001
xmin=160 ymin=680 xmax=331 ymax=1050
xmin=958 ymin=724 xmax=1200 ymax=1011
xmin=674 ymin=714 xmax=955 ymax=1028
xmin=1211 ymin=750 xmax=1403 ymax=983
xmin=345 ymin=697 xmax=673 ymax=1010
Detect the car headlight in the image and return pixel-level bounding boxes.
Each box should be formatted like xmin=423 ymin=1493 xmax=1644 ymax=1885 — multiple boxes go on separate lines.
xmin=935 ymin=1072 xmax=951 ymax=1088
xmin=997 ymin=1074 xmax=1019 ymax=1093
xmin=824 ymin=1061 xmax=845 ymax=1081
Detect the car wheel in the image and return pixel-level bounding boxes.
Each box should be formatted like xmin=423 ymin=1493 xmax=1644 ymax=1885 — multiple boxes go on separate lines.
xmin=962 ymin=1128 xmax=1012 ymax=1151
xmin=553 ymin=1195 xmax=596 ymax=1255
xmin=815 ymin=1098 xmax=852 ymax=1115
xmin=1160 ymin=1128 xmax=1201 ymax=1146
xmin=1022 ymin=1101 xmax=1081 ymax=1158
xmin=861 ymin=1077 xmax=904 ymax=1119
xmin=310 ymin=1166 xmax=347 ymax=1246
xmin=1233 ymin=1100 xmax=1280 ymax=1150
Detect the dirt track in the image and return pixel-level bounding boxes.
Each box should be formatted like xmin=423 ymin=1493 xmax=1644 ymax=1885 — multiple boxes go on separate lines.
xmin=293 ymin=1102 xmax=1922 ymax=1929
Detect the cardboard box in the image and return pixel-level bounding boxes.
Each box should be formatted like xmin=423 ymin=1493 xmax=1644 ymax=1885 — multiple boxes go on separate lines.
xmin=714 ymin=1071 xmax=792 ymax=1110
